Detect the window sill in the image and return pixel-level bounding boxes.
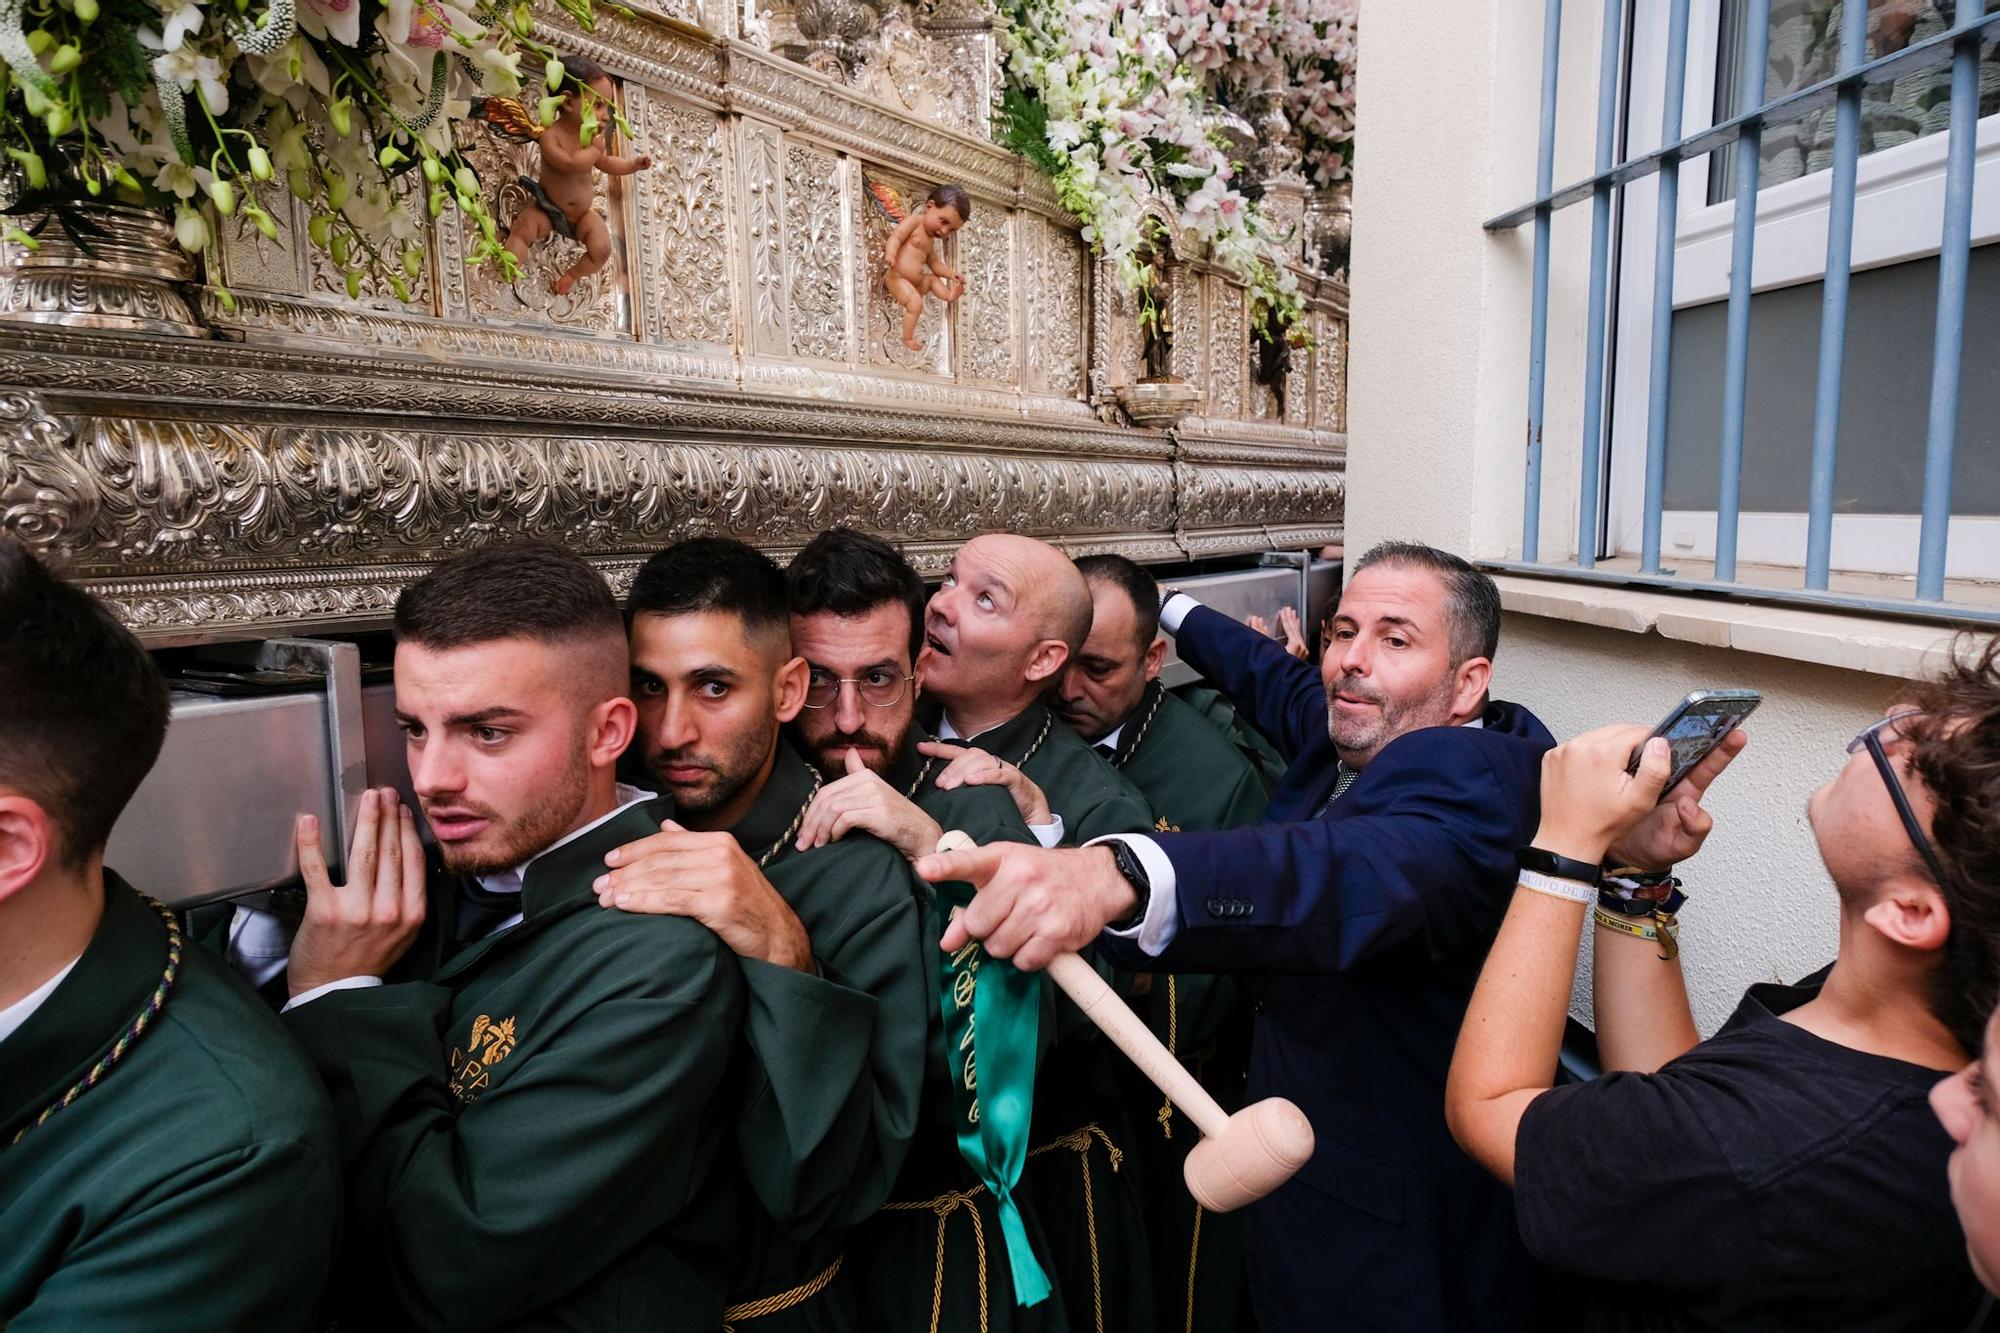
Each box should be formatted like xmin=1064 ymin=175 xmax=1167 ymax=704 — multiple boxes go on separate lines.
xmin=1490 ymin=574 xmax=1961 ymax=680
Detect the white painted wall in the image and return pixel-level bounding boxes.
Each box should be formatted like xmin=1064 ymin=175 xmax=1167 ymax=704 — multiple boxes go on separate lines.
xmin=1346 ymin=0 xmax=1936 ymax=1031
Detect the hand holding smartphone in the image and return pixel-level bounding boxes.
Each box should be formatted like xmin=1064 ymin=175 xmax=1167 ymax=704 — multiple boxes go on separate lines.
xmin=1628 ymin=690 xmax=1761 ymax=800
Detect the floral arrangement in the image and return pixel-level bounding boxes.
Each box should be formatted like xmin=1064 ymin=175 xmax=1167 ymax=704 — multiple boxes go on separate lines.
xmin=993 ymin=0 xmax=1354 ymax=341
xmin=0 ymin=0 xmax=619 ymax=301
xmin=1283 ymin=0 xmax=1355 ymax=189
xmin=994 ymin=0 xmax=1304 ymax=339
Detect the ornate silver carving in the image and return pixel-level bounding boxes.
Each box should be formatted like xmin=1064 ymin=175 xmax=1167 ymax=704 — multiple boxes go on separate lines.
xmin=956 ymin=204 xmax=1014 ymax=383
xmin=741 ymin=119 xmax=790 ymax=356
xmin=0 ymin=205 xmax=205 ymax=337
xmin=1022 ymin=217 xmax=1085 ymax=399
xmin=1208 ymin=280 xmax=1244 ymax=419
xmin=1314 ymin=309 xmax=1347 ymax=434
xmin=630 ymin=87 xmax=733 ymax=347
xmin=785 ymin=142 xmax=850 ymax=362
xmin=0 ymin=0 xmax=1348 ymax=641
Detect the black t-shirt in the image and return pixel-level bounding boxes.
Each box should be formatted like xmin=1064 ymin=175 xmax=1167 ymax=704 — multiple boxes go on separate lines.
xmin=1514 ymin=969 xmax=1988 ymax=1333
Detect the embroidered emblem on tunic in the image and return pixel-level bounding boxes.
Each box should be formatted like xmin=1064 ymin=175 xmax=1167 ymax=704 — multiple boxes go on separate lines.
xmin=1153 ymin=816 xmax=1181 ymax=833
xmin=448 ymin=1013 xmax=519 ymax=1103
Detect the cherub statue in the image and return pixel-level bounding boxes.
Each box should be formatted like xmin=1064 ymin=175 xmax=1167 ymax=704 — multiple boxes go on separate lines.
xmin=869 ymin=178 xmax=970 ymax=351
xmin=477 ymin=54 xmax=652 ymax=296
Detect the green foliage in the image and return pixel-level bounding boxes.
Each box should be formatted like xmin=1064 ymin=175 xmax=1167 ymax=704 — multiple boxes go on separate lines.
xmin=82 ymin=18 xmax=148 ymax=119
xmin=993 ymin=85 xmax=1066 ymax=182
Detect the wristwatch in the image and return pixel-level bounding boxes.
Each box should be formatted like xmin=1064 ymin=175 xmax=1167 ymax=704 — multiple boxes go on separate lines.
xmin=1517 ymin=846 xmax=1602 ymax=887
xmin=1105 ymin=839 xmax=1151 ymax=928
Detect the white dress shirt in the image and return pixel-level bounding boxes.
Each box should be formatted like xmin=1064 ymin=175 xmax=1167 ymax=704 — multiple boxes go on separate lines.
xmin=0 ymin=956 xmax=81 ymax=1048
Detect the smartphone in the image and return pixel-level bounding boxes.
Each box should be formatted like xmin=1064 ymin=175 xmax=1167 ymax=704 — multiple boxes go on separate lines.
xmin=1627 ymin=689 xmax=1761 ymax=798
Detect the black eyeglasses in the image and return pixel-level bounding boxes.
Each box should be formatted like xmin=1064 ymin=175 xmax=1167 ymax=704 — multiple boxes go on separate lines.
xmin=802 ymin=667 xmax=913 ymax=710
xmin=1847 ymin=710 xmax=1950 ymax=886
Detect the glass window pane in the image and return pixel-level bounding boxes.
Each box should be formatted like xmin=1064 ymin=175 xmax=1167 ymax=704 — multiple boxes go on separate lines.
xmin=1710 ymin=0 xmax=2000 ymax=205
xmin=1661 ymin=242 xmax=2000 ymax=514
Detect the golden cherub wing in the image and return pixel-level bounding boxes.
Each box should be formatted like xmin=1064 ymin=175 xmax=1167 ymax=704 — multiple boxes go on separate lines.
xmin=470 ymin=96 xmax=545 ymax=142
xmin=862 ymin=173 xmax=910 ymax=224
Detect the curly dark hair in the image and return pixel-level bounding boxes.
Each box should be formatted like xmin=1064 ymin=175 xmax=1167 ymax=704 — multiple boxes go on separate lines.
xmin=1898 ymin=634 xmax=2000 ymax=1054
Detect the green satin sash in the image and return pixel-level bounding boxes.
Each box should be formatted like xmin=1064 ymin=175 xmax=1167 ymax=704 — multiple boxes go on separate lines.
xmin=937 ymin=884 xmax=1052 ymax=1308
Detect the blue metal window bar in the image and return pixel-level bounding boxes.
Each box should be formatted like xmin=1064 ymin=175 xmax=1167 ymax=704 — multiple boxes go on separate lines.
xmin=1487 ymin=0 xmax=2000 ymax=626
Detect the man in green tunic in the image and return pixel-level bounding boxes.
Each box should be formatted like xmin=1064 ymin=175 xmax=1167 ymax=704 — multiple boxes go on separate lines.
xmin=0 ymin=541 xmax=340 ymax=1332
xmin=918 ymin=533 xmax=1159 ymax=1333
xmin=1058 ymin=554 xmax=1268 ymax=1332
xmin=780 ymin=527 xmax=1070 ymax=1333
xmin=278 ymin=544 xmax=746 ymax=1331
xmin=589 ymin=537 xmax=928 ymax=1332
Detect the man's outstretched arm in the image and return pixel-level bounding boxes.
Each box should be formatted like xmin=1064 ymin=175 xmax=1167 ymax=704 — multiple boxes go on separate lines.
xmin=921 ymin=730 xmax=1528 ymax=975
xmin=1164 ymin=597 xmax=1326 ymax=761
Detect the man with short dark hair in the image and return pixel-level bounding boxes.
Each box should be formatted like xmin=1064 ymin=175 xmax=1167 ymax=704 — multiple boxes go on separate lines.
xmin=1061 ymin=554 xmax=1265 ymax=833
xmin=1449 ymin=643 xmax=2000 ymax=1331
xmin=0 ymin=540 xmax=340 ymax=1331
xmin=279 ymin=542 xmax=747 ymax=1331
xmin=918 ymin=540 xmax=1555 ymax=1331
xmin=780 ymin=527 xmax=1066 ymax=1333
xmin=594 ymin=536 xmax=929 ymax=1330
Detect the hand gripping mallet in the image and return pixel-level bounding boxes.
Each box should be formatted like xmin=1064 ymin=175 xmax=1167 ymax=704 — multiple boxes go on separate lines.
xmin=934 ymin=830 xmax=1315 ymax=1211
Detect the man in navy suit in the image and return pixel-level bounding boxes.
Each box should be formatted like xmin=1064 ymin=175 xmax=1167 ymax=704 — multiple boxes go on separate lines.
xmin=917 ymin=542 xmax=1555 ymax=1332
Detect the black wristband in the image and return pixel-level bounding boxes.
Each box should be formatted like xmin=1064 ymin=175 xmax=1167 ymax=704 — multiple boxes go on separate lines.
xmin=1518 ymin=846 xmax=1603 ymax=887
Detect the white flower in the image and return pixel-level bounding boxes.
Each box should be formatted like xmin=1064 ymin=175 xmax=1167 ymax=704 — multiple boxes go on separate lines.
xmin=469 ymin=44 xmax=522 ymax=95
xmin=154 ymin=160 xmax=201 ymax=199
xmin=296 ymin=0 xmax=361 ymax=46
xmin=137 ymin=0 xmax=206 ymax=54
xmin=151 ymin=47 xmax=230 ymax=113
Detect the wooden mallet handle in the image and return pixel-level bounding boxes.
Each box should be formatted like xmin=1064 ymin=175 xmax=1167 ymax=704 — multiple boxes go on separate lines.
xmin=932 ymin=830 xmax=1315 ymax=1211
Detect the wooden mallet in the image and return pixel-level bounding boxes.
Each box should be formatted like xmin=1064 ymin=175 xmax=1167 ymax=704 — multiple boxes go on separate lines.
xmin=934 ymin=830 xmax=1315 ymax=1212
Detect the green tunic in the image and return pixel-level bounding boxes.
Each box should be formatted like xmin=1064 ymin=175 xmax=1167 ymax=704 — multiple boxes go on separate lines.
xmin=955 ymin=699 xmax=1157 ymax=848
xmin=0 ymin=876 xmax=340 ymax=1332
xmin=1102 ymin=682 xmax=1266 ymax=1333
xmin=951 ymin=701 xmax=1159 ymax=1333
xmin=1171 ymin=682 xmax=1290 ymax=798
xmin=718 ymin=743 xmax=930 ymax=1332
xmin=849 ymin=735 xmax=1074 ymax=1333
xmin=283 ymin=797 xmax=747 ymax=1332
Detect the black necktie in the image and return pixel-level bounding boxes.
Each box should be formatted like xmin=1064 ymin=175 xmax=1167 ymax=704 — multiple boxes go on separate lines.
xmin=451 ymin=877 xmax=520 ymax=953
xmin=1094 ymin=741 xmax=1117 ymax=759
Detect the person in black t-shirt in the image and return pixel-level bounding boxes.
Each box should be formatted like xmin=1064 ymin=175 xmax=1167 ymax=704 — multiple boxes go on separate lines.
xmin=1446 ymin=640 xmax=2000 ymax=1333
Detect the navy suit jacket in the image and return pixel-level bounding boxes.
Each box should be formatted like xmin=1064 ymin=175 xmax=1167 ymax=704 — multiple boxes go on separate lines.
xmin=1101 ymin=603 xmax=1556 ymax=1332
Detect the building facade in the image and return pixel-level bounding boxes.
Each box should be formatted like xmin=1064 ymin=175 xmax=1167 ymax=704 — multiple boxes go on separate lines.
xmin=1348 ymin=0 xmax=1997 ymax=1030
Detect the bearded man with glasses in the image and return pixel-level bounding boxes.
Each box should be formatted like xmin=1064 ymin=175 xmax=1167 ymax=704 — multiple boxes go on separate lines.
xmin=1446 ymin=643 xmax=2000 ymax=1333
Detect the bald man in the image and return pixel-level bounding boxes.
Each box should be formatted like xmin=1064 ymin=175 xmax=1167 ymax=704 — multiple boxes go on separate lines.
xmin=920 ymin=533 xmax=1160 ymax=1332
xmin=920 ymin=534 xmax=1155 ymax=846
xmin=277 ymin=544 xmax=747 ymax=1329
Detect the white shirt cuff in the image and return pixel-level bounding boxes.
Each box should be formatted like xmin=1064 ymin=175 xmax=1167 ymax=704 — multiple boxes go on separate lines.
xmin=225 ymin=905 xmax=294 ymax=990
xmin=1028 ymin=814 xmax=1065 ymax=849
xmin=1159 ymin=593 xmax=1200 ymax=635
xmin=281 ymin=975 xmax=384 ymax=1013
xmin=1089 ymin=834 xmax=1179 ymax=957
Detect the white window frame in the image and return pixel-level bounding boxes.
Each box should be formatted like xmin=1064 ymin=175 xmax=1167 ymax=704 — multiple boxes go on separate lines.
xmin=1606 ymin=0 xmax=2000 ymax=579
